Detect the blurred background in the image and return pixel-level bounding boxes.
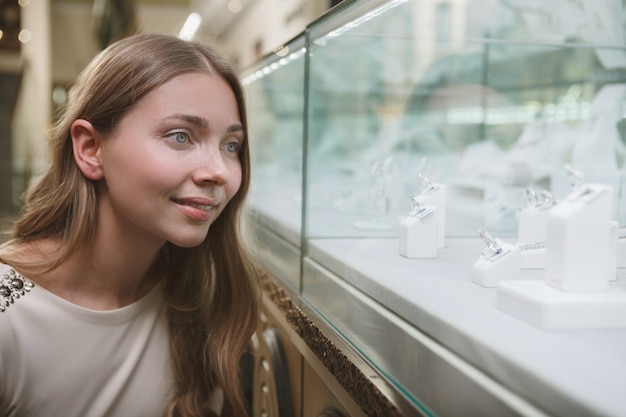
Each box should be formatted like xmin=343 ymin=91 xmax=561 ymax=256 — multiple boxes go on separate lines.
xmin=0 ymin=0 xmax=342 ymax=224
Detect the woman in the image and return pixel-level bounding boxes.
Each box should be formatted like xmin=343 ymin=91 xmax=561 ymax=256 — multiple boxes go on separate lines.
xmin=0 ymin=33 xmax=259 ymax=417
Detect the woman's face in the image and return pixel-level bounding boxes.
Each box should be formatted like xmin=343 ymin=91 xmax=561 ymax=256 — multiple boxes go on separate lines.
xmin=95 ymin=72 xmax=244 ymax=248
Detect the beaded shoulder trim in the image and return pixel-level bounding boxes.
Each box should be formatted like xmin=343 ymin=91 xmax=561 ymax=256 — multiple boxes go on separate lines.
xmin=0 ymin=268 xmax=34 ymax=312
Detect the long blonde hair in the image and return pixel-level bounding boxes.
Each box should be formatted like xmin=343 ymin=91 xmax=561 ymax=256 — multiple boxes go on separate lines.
xmin=0 ymin=34 xmax=258 ymax=417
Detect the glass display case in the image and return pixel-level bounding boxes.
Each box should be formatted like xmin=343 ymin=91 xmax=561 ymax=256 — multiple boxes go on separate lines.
xmin=243 ymin=34 xmax=306 ymax=291
xmin=244 ymin=1 xmax=626 ymax=416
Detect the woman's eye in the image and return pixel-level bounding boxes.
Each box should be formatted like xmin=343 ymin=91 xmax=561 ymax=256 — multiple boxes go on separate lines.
xmin=225 ymin=141 xmax=240 ymax=153
xmin=169 ymin=132 xmax=189 ymax=144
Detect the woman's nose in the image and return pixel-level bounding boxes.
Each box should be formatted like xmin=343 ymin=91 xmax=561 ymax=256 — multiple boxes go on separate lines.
xmin=192 ymin=148 xmax=230 ymax=185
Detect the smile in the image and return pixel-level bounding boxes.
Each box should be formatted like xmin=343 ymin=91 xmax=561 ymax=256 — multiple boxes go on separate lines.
xmin=182 ymin=202 xmax=213 ymax=211
xmin=172 ymin=198 xmax=218 ymax=221
xmin=172 ymin=198 xmax=217 ymax=209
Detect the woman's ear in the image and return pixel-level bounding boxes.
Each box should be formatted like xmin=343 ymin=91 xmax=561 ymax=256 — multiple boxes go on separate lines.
xmin=71 ymin=119 xmax=104 ymax=180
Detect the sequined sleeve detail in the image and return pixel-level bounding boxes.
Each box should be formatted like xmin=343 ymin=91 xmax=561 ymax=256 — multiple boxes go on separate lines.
xmin=0 ymin=268 xmax=34 ymax=312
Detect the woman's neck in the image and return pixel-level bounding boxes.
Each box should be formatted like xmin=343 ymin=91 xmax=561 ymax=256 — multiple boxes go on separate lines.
xmin=21 ymin=236 xmax=163 ymax=310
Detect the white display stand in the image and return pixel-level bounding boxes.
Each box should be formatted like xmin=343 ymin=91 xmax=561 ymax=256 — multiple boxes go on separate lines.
xmin=517 ymin=188 xmax=555 ymax=269
xmin=547 ymin=183 xmax=612 ymax=290
xmin=517 ymin=208 xmax=549 ymax=246
xmin=617 ymin=230 xmax=626 ymax=279
xmin=498 ymin=183 xmax=626 ymax=330
xmin=414 ymin=175 xmax=446 ymax=248
xmin=498 ymin=280 xmax=626 ymax=330
xmin=398 ymin=196 xmax=438 ymax=259
xmin=471 ymin=229 xmax=521 ymax=287
xmin=608 ymin=221 xmax=618 ymax=281
xmin=518 ymin=246 xmax=546 ymax=269
xmin=615 ymin=226 xmax=626 ymax=270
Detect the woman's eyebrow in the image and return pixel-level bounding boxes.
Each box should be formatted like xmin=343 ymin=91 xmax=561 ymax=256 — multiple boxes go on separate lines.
xmin=164 ymin=114 xmax=243 ymax=134
xmin=227 ymin=124 xmax=244 ymax=133
xmin=165 ymin=113 xmax=209 ymax=128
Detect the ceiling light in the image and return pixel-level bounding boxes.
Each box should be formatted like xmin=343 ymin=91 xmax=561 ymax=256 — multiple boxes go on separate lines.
xmin=18 ymin=29 xmax=32 ymax=44
xmin=178 ymin=12 xmax=201 ymax=40
xmin=228 ymin=0 xmax=242 ymax=14
xmin=52 ymin=85 xmax=67 ymax=106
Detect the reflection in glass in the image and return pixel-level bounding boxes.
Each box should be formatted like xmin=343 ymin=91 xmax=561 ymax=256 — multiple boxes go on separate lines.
xmin=305 ymin=0 xmax=626 ymax=239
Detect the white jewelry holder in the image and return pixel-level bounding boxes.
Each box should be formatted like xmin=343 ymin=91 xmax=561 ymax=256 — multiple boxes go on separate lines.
xmin=518 ymin=207 xmax=548 ymax=269
xmin=415 ymin=181 xmax=446 ymax=248
xmin=608 ymin=221 xmax=618 ymax=281
xmin=546 ymin=184 xmax=612 ymax=291
xmin=398 ymin=196 xmax=438 ymax=259
xmin=616 ymin=226 xmax=626 ymax=278
xmin=517 ymin=189 xmax=555 ymax=269
xmin=471 ymin=230 xmax=521 ymax=288
xmin=498 ymin=184 xmax=626 ymax=330
xmin=518 ymin=207 xmax=548 ymax=245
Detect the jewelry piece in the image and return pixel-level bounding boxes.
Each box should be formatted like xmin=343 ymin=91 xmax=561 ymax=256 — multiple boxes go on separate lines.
xmin=479 ymin=228 xmax=509 ymax=260
xmin=565 ymin=164 xmax=585 ymax=191
xmin=537 ymin=190 xmax=555 ymax=210
xmin=0 ymin=268 xmax=34 ymax=312
xmin=479 ymin=228 xmax=501 ymax=254
xmin=525 ymin=186 xmax=555 ymax=211
xmin=564 ymin=164 xmax=601 ymax=203
xmin=408 ymin=194 xmax=434 ymax=218
xmin=526 ymin=187 xmax=538 ymax=207
xmin=368 ymin=161 xmax=385 ymax=200
xmin=382 ymin=156 xmax=397 ymax=175
xmin=418 ymin=173 xmax=435 ymax=192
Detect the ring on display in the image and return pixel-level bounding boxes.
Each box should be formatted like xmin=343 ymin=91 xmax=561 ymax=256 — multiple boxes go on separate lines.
xmin=565 ymin=164 xmax=585 ymax=191
xmin=479 ymin=228 xmax=508 ymax=260
xmin=418 ymin=172 xmax=435 ymax=193
xmin=526 ymin=187 xmax=538 ymax=207
xmin=408 ymin=194 xmax=433 ymax=218
xmin=538 ymin=190 xmax=555 ymax=210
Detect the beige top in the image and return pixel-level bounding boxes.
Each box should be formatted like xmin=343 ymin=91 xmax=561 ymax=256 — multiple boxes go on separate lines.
xmin=0 ymin=262 xmax=173 ymax=417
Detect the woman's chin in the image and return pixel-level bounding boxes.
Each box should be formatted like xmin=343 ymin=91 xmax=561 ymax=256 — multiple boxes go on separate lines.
xmin=167 ymin=230 xmax=210 ymax=248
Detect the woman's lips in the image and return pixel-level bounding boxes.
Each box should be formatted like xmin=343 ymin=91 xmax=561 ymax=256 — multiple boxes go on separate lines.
xmin=172 ymin=198 xmax=218 ymax=221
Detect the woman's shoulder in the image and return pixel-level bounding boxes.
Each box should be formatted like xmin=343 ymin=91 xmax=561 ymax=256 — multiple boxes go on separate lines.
xmin=0 ymin=263 xmax=35 ymax=313
xmin=0 ymin=262 xmax=37 ymax=387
